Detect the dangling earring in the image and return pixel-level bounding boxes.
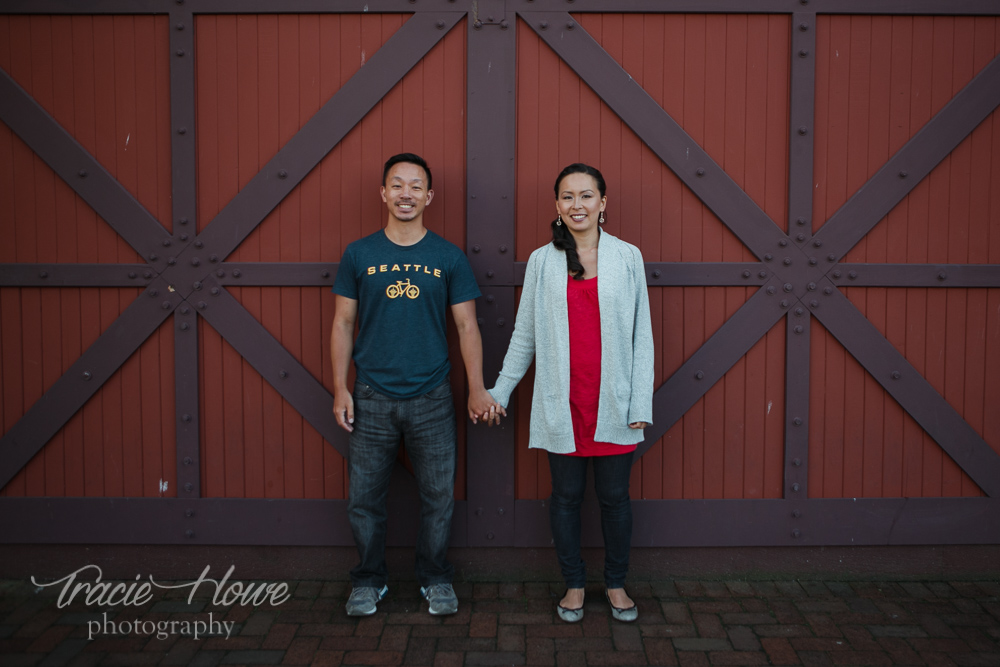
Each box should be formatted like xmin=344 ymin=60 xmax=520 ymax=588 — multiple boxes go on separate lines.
xmin=599 ymin=211 xmax=605 ymax=225
xmin=556 ymin=215 xmax=562 ymax=226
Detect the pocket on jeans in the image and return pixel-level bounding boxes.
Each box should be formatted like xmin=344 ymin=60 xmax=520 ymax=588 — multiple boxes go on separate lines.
xmin=354 ymin=382 xmax=376 ymax=399
xmin=423 ymin=381 xmax=452 ymax=400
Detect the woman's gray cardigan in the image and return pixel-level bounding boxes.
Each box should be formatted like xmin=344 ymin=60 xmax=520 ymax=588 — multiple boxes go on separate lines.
xmin=487 ymin=232 xmax=654 ymax=454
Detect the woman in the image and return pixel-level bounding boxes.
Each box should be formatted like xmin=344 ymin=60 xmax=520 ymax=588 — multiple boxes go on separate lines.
xmin=487 ymin=163 xmax=654 ymax=623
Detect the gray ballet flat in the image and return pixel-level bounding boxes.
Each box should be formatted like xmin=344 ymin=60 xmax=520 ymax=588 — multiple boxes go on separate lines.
xmin=606 ymin=589 xmax=638 ymax=623
xmin=557 ymin=601 xmax=584 ymax=623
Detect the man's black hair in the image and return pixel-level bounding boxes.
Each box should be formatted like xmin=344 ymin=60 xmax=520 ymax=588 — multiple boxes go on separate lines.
xmin=383 ymin=153 xmax=432 ymax=191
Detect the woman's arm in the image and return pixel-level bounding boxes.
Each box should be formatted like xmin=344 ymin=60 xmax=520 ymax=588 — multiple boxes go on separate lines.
xmin=487 ymin=249 xmax=543 ymax=409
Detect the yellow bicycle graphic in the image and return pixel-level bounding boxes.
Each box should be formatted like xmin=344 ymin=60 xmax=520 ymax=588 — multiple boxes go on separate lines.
xmin=386 ymin=279 xmax=420 ymax=299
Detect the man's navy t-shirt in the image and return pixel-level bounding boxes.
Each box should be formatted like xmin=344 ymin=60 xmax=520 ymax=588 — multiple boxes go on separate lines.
xmin=332 ymin=229 xmax=480 ymax=399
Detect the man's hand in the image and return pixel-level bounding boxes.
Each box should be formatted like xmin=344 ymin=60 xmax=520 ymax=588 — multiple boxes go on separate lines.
xmin=334 ymin=391 xmax=355 ymax=432
xmin=468 ymin=387 xmax=502 ymax=425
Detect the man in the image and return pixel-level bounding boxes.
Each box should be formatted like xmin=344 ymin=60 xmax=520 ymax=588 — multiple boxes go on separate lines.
xmin=330 ymin=153 xmax=496 ymax=617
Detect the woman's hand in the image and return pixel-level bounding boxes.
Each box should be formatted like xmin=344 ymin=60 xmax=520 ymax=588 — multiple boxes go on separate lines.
xmin=628 ymin=421 xmax=648 ymax=430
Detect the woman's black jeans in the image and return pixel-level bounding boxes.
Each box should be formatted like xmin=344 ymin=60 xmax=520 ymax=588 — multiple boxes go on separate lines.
xmin=546 ymin=450 xmax=634 ymax=589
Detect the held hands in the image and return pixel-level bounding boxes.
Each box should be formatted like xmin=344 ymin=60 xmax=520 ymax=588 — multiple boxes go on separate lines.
xmin=468 ymin=387 xmax=505 ymax=426
xmin=629 ymin=422 xmax=648 ymax=430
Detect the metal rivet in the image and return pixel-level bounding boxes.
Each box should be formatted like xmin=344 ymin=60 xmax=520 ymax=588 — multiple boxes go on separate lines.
xmin=321 ymin=270 xmax=330 ymax=278
xmin=696 ymin=168 xmax=706 ymax=176
xmin=180 ymin=322 xmax=189 ymax=330
xmin=82 ymin=371 xmax=92 ymax=381
xmin=780 ymin=299 xmax=789 ymax=308
xmin=807 ymin=282 xmax=816 ymax=291
xmin=828 ymin=254 xmax=837 ymax=262
xmin=149 ymin=289 xmax=159 ymax=297
xmin=796 ymin=217 xmax=807 ymax=226
xmin=149 ymin=253 xmax=158 ymax=261
xmin=176 ymin=49 xmax=185 ymax=57
xmin=809 ymin=258 xmax=817 ymax=266
xmin=540 ymin=21 xmax=549 ymax=29
xmin=487 ymin=271 xmax=494 ymax=278
xmin=759 ymin=270 xmax=768 ymax=278
xmin=180 ymin=234 xmax=189 ymax=241
xmin=216 ymin=270 xmax=225 ymax=278
xmin=792 ymin=509 xmax=802 ymax=517
xmin=497 ymin=318 xmax=505 ymax=326
xmin=162 ymin=301 xmax=171 ymax=310
xmin=191 ymin=258 xmax=200 ymax=267
xmin=498 ymin=507 xmax=505 ymax=515
xmin=567 ymin=21 xmax=575 ymax=30
xmin=764 ymin=254 xmax=773 ymax=261
xmin=799 ymin=49 xmax=809 ymax=58
xmin=813 ymin=239 xmax=823 ymax=248
xmin=185 ymin=508 xmax=194 ymax=517
xmin=210 ymin=255 xmax=219 ymax=263
xmin=892 ymin=371 xmax=901 ymax=380
xmin=766 ymin=286 xmax=777 ymax=295
xmin=848 ymin=271 xmax=858 ymax=280
xmin=793 ymin=458 xmax=802 ymax=467
xmin=168 ymin=258 xmax=176 ymax=266
xmin=177 ymin=127 xmax=186 ymax=134
xmin=799 ymin=22 xmax=809 ymax=31
xmin=784 ymin=283 xmax=794 ymax=293
xmin=796 ymin=234 xmax=806 ymax=242
xmin=179 ymin=217 xmax=188 ymax=225
xmin=185 ymin=529 xmax=195 ymax=538
xmin=794 ymin=307 xmax=804 ymax=316
xmin=280 ymin=370 xmax=288 ymax=378
xmin=793 ymin=417 xmax=803 ymax=426
xmin=798 ymin=126 xmax=808 ymax=135
xmin=792 ymin=483 xmax=801 ymax=492
xmin=792 ymin=529 xmax=801 ymax=538
xmin=193 ymin=282 xmax=202 ymax=291
xmin=474 ymin=19 xmax=483 ymax=29
xmin=487 ymin=532 xmax=495 ymax=540
xmin=794 ymin=325 xmax=804 ymax=334
xmin=183 ymin=457 xmax=193 ymax=465
xmin=194 ymin=240 xmax=204 ymax=248
xmin=473 ymin=245 xmax=481 ymax=253
xmin=824 ymin=287 xmax=833 ymax=295
xmin=938 ymin=271 xmax=947 ymax=281
xmin=232 ymin=269 xmax=241 ymax=278
xmin=500 ymin=20 xmax=509 ymax=29
xmin=128 ymin=272 xmax=137 ymax=279
xmin=182 ymin=414 xmax=192 ymax=422
xmin=653 ymin=270 xmax=662 ymax=278
xmin=779 ymin=239 xmax=788 ymax=247
xmin=742 ymin=270 xmax=751 ymax=279
xmin=180 ymin=307 xmax=190 ymax=315
xmin=144 ymin=271 xmax=153 ymax=279
xmin=695 ymin=371 xmax=704 ymax=380
xmin=436 ymin=20 xmax=445 ymax=29
xmin=783 ymin=258 xmax=792 ymax=266
xmin=499 ymin=245 xmax=508 ymax=253
xmin=278 ymin=169 xmax=288 ymax=178
xmin=486 ymin=295 xmax=495 ymax=303
xmin=210 ymin=287 xmax=220 ymax=296
xmin=810 ymin=299 xmax=819 ymax=308
xmin=197 ymin=301 xmax=207 ymax=309
xmin=39 ymin=271 xmax=48 ymax=278
xmin=832 ymin=270 xmax=842 ymax=279
xmin=175 ymin=22 xmax=185 ymax=30
xmin=78 ymin=169 xmax=88 ymax=178
xmin=899 ymin=170 xmax=908 ymax=178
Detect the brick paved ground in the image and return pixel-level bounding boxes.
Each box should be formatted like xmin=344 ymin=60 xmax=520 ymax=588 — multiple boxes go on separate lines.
xmin=2 ymin=577 xmax=999 ymax=666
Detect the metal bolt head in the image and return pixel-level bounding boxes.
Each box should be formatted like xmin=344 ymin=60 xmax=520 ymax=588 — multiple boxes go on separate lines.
xmin=197 ymin=301 xmax=207 ymax=309
xmin=175 ymin=22 xmax=185 ymax=30
xmin=216 ymin=270 xmax=225 ymax=278
xmin=799 ymin=49 xmax=809 ymax=58
xmin=796 ymin=217 xmax=807 ymax=226
xmin=436 ymin=20 xmax=445 ymax=29
xmin=182 ymin=414 xmax=192 ymax=422
xmin=798 ymin=126 xmax=808 ymax=135
xmin=759 ymin=270 xmax=768 ymax=279
xmin=186 ymin=529 xmax=195 ymax=538
xmin=807 ymin=282 xmax=816 ymax=291
xmin=278 ymin=169 xmax=288 ymax=178
xmin=180 ymin=321 xmax=189 ymax=331
xmin=813 ymin=239 xmax=823 ymax=247
xmin=194 ymin=240 xmax=204 ymax=248
xmin=793 ymin=417 xmax=803 ymax=426
xmin=784 ymin=283 xmax=794 ymax=293
xmin=792 ymin=483 xmax=801 ymax=492
xmin=824 ymin=287 xmax=833 ymax=295
xmin=167 ymin=258 xmax=176 ymax=265
xmin=783 ymin=257 xmax=792 ymax=266
xmin=695 ymin=371 xmax=704 ymax=380
xmin=794 ymin=325 xmax=804 ymax=334
xmin=796 ymin=233 xmax=806 ymax=242
xmin=78 ymin=169 xmax=88 ymax=178
xmin=828 ymin=254 xmax=836 ymax=262
xmin=497 ymin=318 xmax=505 ymax=326
xmin=792 ymin=509 xmax=802 ymax=517
xmin=799 ymin=22 xmax=809 ymax=31
xmin=793 ymin=458 xmax=802 ymax=467
xmin=210 ymin=287 xmax=220 ymax=296
xmin=809 ymin=257 xmax=818 ymax=266
xmin=779 ymin=239 xmax=788 ymax=247
xmin=149 ymin=289 xmax=159 ymax=297
xmin=765 ymin=286 xmax=777 ymax=295
xmin=39 ymin=271 xmax=48 ymax=278
xmin=149 ymin=253 xmax=158 ymax=261
xmin=486 ymin=295 xmax=495 ymax=303
xmin=474 ymin=19 xmax=483 ymax=29
xmin=792 ymin=528 xmax=801 ymax=538
xmin=180 ymin=307 xmax=190 ymax=315
xmin=486 ymin=271 xmax=494 ymax=278
xmin=280 ymin=370 xmax=288 ymax=378
xmin=832 ymin=270 xmax=842 ymax=279
xmin=794 ymin=307 xmax=804 ymax=316
xmin=780 ymin=300 xmax=789 ymax=308
xmin=696 ymin=168 xmax=705 ymax=176
xmin=938 ymin=271 xmax=947 ymax=281
xmin=891 ymin=370 xmax=901 ymax=380
xmin=183 ymin=457 xmax=193 ymax=465
xmin=232 ymin=269 xmax=241 ymax=278
xmin=180 ymin=234 xmax=189 ymax=241
xmin=499 ymin=245 xmax=508 ymax=253
xmin=472 ymin=245 xmax=481 ymax=253
xmin=540 ymin=21 xmax=549 ymax=29
xmin=899 ymin=170 xmax=908 ymax=178
xmin=128 ymin=272 xmax=137 ymax=279
xmin=810 ymin=299 xmax=819 ymax=308
xmin=764 ymin=253 xmax=773 ymax=261
xmin=162 ymin=301 xmax=171 ymax=310
xmin=742 ymin=270 xmax=751 ymax=279
xmin=567 ymin=21 xmax=575 ymax=30
xmin=653 ymin=270 xmax=662 ymax=278
xmin=210 ymin=254 xmax=219 ymax=263
xmin=82 ymin=371 xmax=92 ymax=381
xmin=193 ymin=281 xmax=202 ymax=290
xmin=848 ymin=271 xmax=858 ymax=280
xmin=185 ymin=509 xmax=194 ymax=517
xmin=191 ymin=258 xmax=200 ymax=267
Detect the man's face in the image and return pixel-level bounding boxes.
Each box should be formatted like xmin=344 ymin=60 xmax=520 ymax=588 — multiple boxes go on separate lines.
xmin=381 ymin=162 xmax=433 ymax=224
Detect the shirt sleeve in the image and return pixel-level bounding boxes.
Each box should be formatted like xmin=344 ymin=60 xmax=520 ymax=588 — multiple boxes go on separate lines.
xmin=332 ymin=245 xmax=358 ymax=299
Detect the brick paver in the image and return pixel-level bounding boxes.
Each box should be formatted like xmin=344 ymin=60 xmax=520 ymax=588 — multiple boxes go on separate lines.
xmin=1 ymin=577 xmax=996 ymax=666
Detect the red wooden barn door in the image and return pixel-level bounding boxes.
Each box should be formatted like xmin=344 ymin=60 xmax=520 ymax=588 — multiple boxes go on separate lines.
xmin=2 ymin=1 xmax=1000 ymax=548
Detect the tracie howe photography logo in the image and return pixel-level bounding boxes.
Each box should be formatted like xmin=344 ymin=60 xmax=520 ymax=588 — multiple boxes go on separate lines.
xmin=31 ymin=564 xmax=290 ymax=641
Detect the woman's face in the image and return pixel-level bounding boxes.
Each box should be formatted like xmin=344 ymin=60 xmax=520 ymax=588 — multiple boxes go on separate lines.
xmin=556 ymin=172 xmax=606 ymax=236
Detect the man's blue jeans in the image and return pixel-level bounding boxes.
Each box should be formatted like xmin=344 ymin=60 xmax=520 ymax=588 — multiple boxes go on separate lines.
xmin=347 ymin=379 xmax=457 ymax=588
xmin=547 ymin=450 xmax=634 ymax=589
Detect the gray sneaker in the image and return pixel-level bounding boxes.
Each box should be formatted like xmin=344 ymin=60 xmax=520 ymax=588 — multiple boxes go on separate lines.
xmin=345 ymin=585 xmax=388 ymax=616
xmin=420 ymin=583 xmax=458 ymax=616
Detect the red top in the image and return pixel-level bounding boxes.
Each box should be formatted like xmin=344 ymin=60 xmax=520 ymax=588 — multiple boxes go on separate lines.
xmin=566 ymin=275 xmax=636 ymax=457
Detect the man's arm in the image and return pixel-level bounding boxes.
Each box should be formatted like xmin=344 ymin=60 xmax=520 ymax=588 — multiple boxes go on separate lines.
xmin=331 ymin=295 xmax=359 ymax=432
xmin=451 ymin=299 xmax=499 ymax=424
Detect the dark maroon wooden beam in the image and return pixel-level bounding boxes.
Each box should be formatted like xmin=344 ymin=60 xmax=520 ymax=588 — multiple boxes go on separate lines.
xmin=0 ymin=71 xmax=171 ymax=271
xmin=170 ymin=6 xmax=198 ymax=242
xmin=810 ymin=282 xmax=1000 ymax=499
xmin=215 ymin=263 xmax=338 ymax=286
xmin=194 ymin=11 xmax=464 ymax=263
xmin=521 ymin=12 xmax=788 ymax=263
xmin=0 ymin=264 xmax=154 ymax=287
xmin=638 ymin=281 xmax=787 ymax=458
xmin=830 ymin=264 xmax=1000 ymax=288
xmin=195 ymin=278 xmax=348 ymax=459
xmin=174 ymin=307 xmax=201 ymax=499
xmin=813 ymin=53 xmax=1000 ymax=266
xmin=0 ymin=278 xmax=182 ymax=489
xmin=783 ymin=310 xmax=811 ymax=503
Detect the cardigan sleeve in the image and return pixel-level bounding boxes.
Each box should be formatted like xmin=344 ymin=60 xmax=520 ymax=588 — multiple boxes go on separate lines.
xmin=628 ymin=244 xmax=655 ymax=425
xmin=487 ymin=248 xmax=541 ymax=409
